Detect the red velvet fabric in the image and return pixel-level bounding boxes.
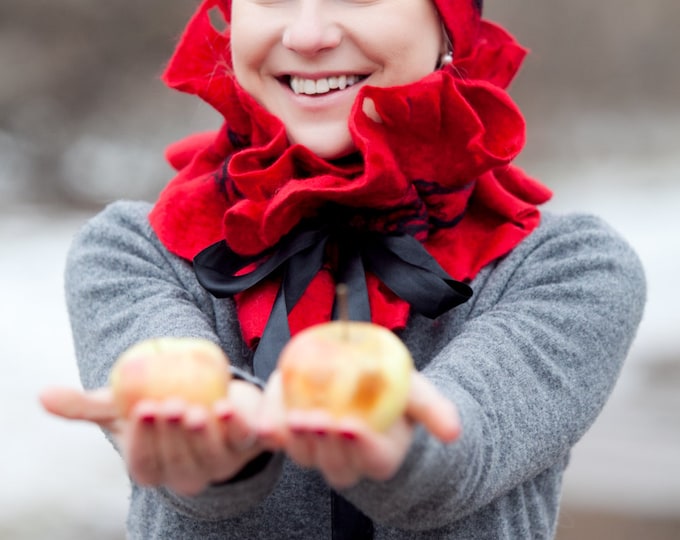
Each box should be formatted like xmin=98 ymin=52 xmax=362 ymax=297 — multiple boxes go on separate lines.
xmin=148 ymin=0 xmax=552 ymax=347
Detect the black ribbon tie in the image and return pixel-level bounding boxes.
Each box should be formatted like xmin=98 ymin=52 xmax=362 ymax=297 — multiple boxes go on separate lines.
xmin=193 ymin=218 xmax=472 ymax=381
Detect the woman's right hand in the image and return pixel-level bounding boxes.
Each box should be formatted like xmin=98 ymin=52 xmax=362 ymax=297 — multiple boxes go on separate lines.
xmin=256 ymin=370 xmax=460 ymax=489
xmin=39 ymin=380 xmax=265 ymax=496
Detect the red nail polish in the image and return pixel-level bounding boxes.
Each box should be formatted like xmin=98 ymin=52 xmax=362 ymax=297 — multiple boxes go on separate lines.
xmin=218 ymin=411 xmax=233 ymax=422
xmin=141 ymin=414 xmax=156 ymax=426
xmin=340 ymin=431 xmax=357 ymax=441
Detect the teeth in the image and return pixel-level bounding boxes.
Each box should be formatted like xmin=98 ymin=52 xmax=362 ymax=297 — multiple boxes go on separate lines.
xmin=316 ymin=78 xmax=330 ymax=94
xmin=303 ymin=79 xmax=316 ymax=94
xmin=290 ymin=74 xmax=362 ymax=95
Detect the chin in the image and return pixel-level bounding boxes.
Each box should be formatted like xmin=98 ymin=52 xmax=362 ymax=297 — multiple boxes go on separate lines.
xmin=312 ymin=144 xmax=357 ymax=161
xmin=288 ymin=127 xmax=356 ymax=161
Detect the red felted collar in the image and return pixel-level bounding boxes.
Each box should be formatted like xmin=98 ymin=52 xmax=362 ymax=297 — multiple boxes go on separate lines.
xmin=149 ymin=1 xmax=552 ymax=348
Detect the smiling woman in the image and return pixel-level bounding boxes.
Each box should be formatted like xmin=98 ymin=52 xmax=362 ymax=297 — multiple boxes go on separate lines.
xmin=230 ymin=0 xmax=444 ymax=158
xmin=40 ymin=0 xmax=646 ymax=539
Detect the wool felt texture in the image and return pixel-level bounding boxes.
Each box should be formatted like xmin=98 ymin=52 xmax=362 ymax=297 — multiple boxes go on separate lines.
xmin=148 ymin=0 xmax=552 ymax=348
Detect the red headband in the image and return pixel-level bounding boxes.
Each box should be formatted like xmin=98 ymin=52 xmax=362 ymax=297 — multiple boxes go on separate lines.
xmin=433 ymin=0 xmax=482 ymax=58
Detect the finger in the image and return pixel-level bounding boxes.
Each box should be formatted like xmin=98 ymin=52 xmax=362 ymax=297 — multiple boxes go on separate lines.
xmin=156 ymin=399 xmax=208 ymax=495
xmin=222 ymin=381 xmax=262 ymax=451
xmin=39 ymin=387 xmax=118 ymax=425
xmin=314 ymin=431 xmax=361 ymax=489
xmin=361 ymin=97 xmax=383 ymax=124
xmin=214 ymin=398 xmax=236 ymax=443
xmin=334 ymin=418 xmax=412 ymax=483
xmin=214 ymin=398 xmax=261 ymax=456
xmin=285 ymin=410 xmax=330 ymax=469
xmin=125 ymin=401 xmax=164 ymax=487
xmin=285 ymin=429 xmax=318 ymax=469
xmin=184 ymin=405 xmax=243 ymax=483
xmin=406 ymin=373 xmax=461 ymax=443
xmin=257 ymin=371 xmax=288 ymax=448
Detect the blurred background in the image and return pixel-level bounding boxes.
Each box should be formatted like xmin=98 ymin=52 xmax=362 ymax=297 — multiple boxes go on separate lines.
xmin=1 ymin=1 xmax=678 ymax=538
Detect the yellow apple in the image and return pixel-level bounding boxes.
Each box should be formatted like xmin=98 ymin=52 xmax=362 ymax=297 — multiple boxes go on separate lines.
xmin=278 ymin=321 xmax=413 ymax=432
xmin=110 ymin=337 xmax=231 ymax=417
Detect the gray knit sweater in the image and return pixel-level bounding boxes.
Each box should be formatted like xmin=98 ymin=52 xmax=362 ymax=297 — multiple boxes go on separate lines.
xmin=65 ymin=201 xmax=645 ymax=539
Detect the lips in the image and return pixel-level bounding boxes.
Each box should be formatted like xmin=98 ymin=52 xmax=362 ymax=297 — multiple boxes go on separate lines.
xmin=288 ymin=74 xmax=367 ymax=96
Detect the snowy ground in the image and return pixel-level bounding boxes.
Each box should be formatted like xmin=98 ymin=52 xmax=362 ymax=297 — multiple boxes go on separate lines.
xmin=1 ymin=158 xmax=679 ymax=538
xmin=0 ymin=209 xmax=129 ymax=540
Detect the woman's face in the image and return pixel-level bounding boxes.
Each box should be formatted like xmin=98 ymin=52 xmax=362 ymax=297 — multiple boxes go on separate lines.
xmin=230 ymin=0 xmax=444 ymax=159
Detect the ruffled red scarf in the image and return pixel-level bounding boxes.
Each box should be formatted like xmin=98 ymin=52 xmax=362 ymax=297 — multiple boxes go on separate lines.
xmin=149 ymin=0 xmax=552 ymax=349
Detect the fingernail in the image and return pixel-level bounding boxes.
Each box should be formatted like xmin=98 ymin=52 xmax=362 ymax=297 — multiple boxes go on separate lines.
xmin=167 ymin=415 xmax=182 ymax=425
xmin=314 ymin=429 xmax=327 ymax=438
xmin=186 ymin=415 xmax=206 ymax=432
xmin=141 ymin=414 xmax=156 ymax=426
xmin=188 ymin=422 xmax=206 ymax=433
xmin=340 ymin=431 xmax=357 ymax=441
xmin=218 ymin=411 xmax=233 ymax=422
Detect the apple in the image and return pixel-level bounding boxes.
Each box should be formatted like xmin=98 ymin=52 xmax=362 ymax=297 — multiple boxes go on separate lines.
xmin=278 ymin=321 xmax=413 ymax=432
xmin=109 ymin=337 xmax=231 ymax=417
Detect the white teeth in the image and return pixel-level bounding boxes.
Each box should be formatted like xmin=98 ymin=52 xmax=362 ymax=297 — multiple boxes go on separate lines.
xmin=315 ymin=78 xmax=330 ymax=94
xmin=290 ymin=74 xmax=363 ymax=95
xmin=291 ymin=77 xmax=302 ymax=94
xmin=303 ymin=79 xmax=316 ymax=95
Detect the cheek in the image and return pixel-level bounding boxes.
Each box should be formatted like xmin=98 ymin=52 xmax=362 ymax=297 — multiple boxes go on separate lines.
xmin=380 ymin=40 xmax=439 ymax=85
xmin=364 ymin=16 xmax=441 ymax=82
xmin=229 ymin=24 xmax=249 ymax=80
xmin=229 ymin=15 xmax=276 ymax=82
xmin=230 ymin=37 xmax=268 ymax=98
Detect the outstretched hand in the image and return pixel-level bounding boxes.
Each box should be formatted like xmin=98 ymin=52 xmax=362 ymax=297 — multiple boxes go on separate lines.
xmin=39 ymin=381 xmax=265 ymax=496
xmin=41 ymin=369 xmax=461 ymax=493
xmin=257 ymin=371 xmax=461 ymax=489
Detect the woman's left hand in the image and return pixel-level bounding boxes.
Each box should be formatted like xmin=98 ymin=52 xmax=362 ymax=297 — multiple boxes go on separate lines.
xmin=257 ymin=371 xmax=461 ymax=489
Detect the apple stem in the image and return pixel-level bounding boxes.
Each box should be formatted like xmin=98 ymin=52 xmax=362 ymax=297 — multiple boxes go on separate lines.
xmin=336 ymin=284 xmax=350 ymax=340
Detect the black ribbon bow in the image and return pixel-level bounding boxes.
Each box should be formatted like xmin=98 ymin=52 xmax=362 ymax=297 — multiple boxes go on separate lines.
xmin=193 ymin=218 xmax=472 ymax=380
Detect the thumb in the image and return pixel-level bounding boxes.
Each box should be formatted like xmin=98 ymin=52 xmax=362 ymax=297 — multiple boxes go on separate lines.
xmin=256 ymin=371 xmax=288 ymax=448
xmin=39 ymin=386 xmax=118 ymax=424
xmin=361 ymin=97 xmax=383 ymax=124
xmin=405 ymin=373 xmax=461 ymax=443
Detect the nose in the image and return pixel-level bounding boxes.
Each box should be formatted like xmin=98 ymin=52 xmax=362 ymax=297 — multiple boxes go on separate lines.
xmin=282 ymin=2 xmax=342 ymax=56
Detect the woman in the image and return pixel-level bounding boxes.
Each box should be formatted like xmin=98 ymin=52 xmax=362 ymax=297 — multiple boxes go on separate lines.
xmin=41 ymin=0 xmax=646 ymax=538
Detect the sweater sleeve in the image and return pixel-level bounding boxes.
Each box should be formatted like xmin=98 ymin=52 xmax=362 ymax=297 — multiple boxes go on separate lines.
xmin=64 ymin=201 xmax=283 ymax=520
xmin=342 ymin=213 xmax=647 ymax=530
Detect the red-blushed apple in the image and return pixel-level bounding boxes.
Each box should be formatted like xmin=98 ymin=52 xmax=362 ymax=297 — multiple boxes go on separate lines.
xmin=278 ymin=321 xmax=413 ymax=432
xmin=109 ymin=337 xmax=231 ymax=417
